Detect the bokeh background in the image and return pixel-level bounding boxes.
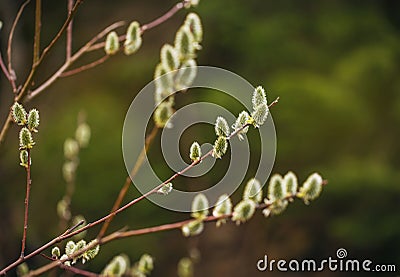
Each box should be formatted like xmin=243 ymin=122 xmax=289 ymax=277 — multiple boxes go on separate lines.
xmin=1 ymin=0 xmax=399 ymax=276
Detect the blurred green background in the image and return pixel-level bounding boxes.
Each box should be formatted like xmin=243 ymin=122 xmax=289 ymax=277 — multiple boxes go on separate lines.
xmin=1 ymin=0 xmax=399 ymax=276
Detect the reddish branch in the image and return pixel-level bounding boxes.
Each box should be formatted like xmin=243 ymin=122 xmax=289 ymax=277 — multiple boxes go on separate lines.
xmin=20 ymin=150 xmax=32 ymax=258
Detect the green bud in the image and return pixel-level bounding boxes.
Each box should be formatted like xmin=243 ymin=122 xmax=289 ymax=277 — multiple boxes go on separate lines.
xmin=263 ymin=199 xmax=288 ymax=217
xmin=251 ymin=103 xmax=269 ymax=127
xmin=191 ymin=193 xmax=209 ymax=219
xmin=71 ymin=215 xmax=87 ymax=240
xmin=212 ymin=136 xmax=228 ymax=159
xmin=105 ymin=31 xmax=119 ymax=55
xmin=75 ymin=123 xmax=91 ymax=148
xmin=83 ymin=240 xmax=100 ymax=264
xmin=154 ymin=63 xmax=174 ymax=100
xmin=154 ymin=101 xmax=173 ymax=128
xmin=268 ymin=174 xmax=286 ymax=201
xmin=124 ymin=21 xmax=142 ymax=55
xmin=184 ymin=0 xmax=200 ymax=8
xmin=212 ymin=194 xmax=232 ymax=227
xmin=252 ymin=86 xmax=267 ymax=110
xmin=75 ymin=240 xmax=87 ymax=264
xmin=189 ymin=141 xmax=201 ymax=162
xmin=51 ymin=246 xmax=61 ymax=259
xmin=184 ymin=13 xmax=203 ymax=43
xmin=138 ymin=254 xmax=154 ymax=274
xmin=232 ymin=111 xmax=249 ymax=141
xmin=284 ymin=171 xmax=298 ymax=196
xmin=57 ymin=198 xmax=71 ymax=221
xmin=157 ymin=182 xmax=173 ymax=195
xmin=62 ymin=161 xmax=76 ymax=183
xmin=27 ymin=109 xmax=39 ymax=132
xmin=243 ymin=178 xmax=263 ymax=203
xmin=298 ymin=173 xmax=323 ymax=204
xmin=175 ymin=59 xmax=197 ymax=90
xmin=19 ymin=150 xmax=29 ymax=168
xmin=17 ymin=263 xmax=29 ymax=277
xmin=11 ymin=102 xmax=27 ymax=125
xmin=232 ymin=199 xmax=256 ymax=225
xmin=64 ymin=138 xmax=79 ymax=160
xmin=177 ymin=258 xmax=193 ymax=277
xmin=60 ymin=254 xmax=71 ymax=266
xmin=102 ymin=255 xmax=129 ymax=276
xmin=175 ymin=25 xmax=195 ymax=60
xmin=182 ymin=219 xmax=204 ymax=237
xmin=65 ymin=241 xmax=76 ymax=256
xmin=19 ymin=127 xmax=34 ymax=149
xmin=214 ymin=116 xmax=230 ymax=137
xmin=161 ymin=44 xmax=180 ymax=71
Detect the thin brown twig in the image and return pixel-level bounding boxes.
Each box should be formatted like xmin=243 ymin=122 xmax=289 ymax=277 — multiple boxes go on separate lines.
xmin=59 ymin=264 xmax=99 ymax=277
xmin=32 ymin=0 xmax=41 ymax=64
xmin=97 ymin=126 xmax=159 ymax=239
xmin=26 ymin=21 xmax=125 ymax=101
xmin=66 ymin=0 xmax=74 ymax=60
xmin=16 ymin=0 xmax=83 ymax=103
xmin=87 ymin=0 xmax=189 ymax=52
xmin=141 ymin=0 xmax=189 ymax=32
xmin=7 ymin=0 xmax=31 ymax=92
xmin=35 ymin=0 xmax=82 ymax=66
xmin=60 ymin=55 xmax=110 ymax=77
xmin=0 ymin=52 xmax=15 ymax=91
xmin=41 ymin=253 xmax=99 ymax=277
xmin=20 ymin=149 xmax=32 ymax=258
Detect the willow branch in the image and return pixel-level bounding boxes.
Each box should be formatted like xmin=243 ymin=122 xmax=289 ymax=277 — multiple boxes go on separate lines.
xmin=27 ymin=177 xmax=329 ymax=277
xmin=0 ymin=52 xmax=16 ymax=91
xmin=87 ymin=0 xmax=189 ymax=52
xmin=20 ymin=149 xmax=32 ymax=258
xmin=60 ymin=55 xmax=110 ymax=77
xmin=5 ymin=98 xmax=281 ymax=275
xmin=66 ymin=0 xmax=74 ymax=60
xmin=32 ymin=0 xmax=41 ymax=64
xmin=16 ymin=0 xmax=83 ymax=102
xmin=0 ymin=220 xmax=84 ymax=275
xmin=26 ymin=21 xmax=125 ymax=101
xmin=6 ymin=0 xmax=31 ymax=92
xmin=141 ymin=0 xmax=190 ymax=32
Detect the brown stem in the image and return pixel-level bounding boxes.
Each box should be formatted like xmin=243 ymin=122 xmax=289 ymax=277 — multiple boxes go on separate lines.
xmin=16 ymin=0 xmax=83 ymax=102
xmin=141 ymin=0 xmax=189 ymax=32
xmin=97 ymin=126 xmax=159 ymax=239
xmin=20 ymin=149 xmax=32 ymax=258
xmin=66 ymin=0 xmax=74 ymax=60
xmin=60 ymin=55 xmax=110 ymax=77
xmin=87 ymin=0 xmax=189 ymax=52
xmin=33 ymin=0 xmax=41 ymax=64
xmin=0 ymin=52 xmax=16 ymax=91
xmin=26 ymin=21 xmax=125 ymax=101
xmin=0 ymin=114 xmax=13 ymax=145
xmin=7 ymin=0 xmax=31 ymax=92
xmin=0 ymin=221 xmax=84 ymax=275
xmin=59 ymin=264 xmax=99 ymax=277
